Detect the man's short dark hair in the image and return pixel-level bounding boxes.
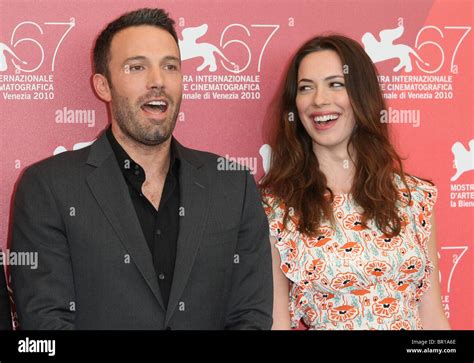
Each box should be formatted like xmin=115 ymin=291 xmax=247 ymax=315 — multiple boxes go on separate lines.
xmin=93 ymin=8 xmax=178 ymax=80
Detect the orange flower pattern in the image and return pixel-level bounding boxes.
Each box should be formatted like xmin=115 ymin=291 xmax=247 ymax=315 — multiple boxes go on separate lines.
xmin=328 ymin=304 xmax=359 ymax=322
xmin=364 ymin=260 xmax=390 ymax=277
xmin=262 ymin=175 xmax=436 ymax=330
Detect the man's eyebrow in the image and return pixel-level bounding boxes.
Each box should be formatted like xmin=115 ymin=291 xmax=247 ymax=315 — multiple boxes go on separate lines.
xmin=122 ymin=56 xmax=147 ymax=65
xmin=122 ymin=55 xmax=180 ymax=65
xmin=162 ymin=55 xmax=180 ymax=63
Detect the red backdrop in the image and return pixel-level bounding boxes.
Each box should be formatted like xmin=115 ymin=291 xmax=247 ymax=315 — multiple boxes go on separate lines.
xmin=1 ymin=0 xmax=472 ymax=329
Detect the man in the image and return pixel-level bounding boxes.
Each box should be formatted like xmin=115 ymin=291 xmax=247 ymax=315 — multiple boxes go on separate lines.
xmin=11 ymin=8 xmax=272 ymax=329
xmin=0 ymin=265 xmax=11 ymax=329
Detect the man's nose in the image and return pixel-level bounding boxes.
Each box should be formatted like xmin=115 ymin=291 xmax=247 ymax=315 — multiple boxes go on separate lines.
xmin=147 ymin=67 xmax=164 ymax=89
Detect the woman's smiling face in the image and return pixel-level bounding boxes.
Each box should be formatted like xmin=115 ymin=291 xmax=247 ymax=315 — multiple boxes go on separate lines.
xmin=296 ymin=50 xmax=356 ymax=151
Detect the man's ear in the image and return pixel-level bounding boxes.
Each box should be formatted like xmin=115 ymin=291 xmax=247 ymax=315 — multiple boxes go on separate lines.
xmin=93 ymin=73 xmax=112 ymax=102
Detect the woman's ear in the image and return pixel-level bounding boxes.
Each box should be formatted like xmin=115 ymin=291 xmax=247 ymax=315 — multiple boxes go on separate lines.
xmin=93 ymin=73 xmax=112 ymax=102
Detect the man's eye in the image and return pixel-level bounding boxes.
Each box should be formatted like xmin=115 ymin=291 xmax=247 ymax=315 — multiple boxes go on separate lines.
xmin=164 ymin=64 xmax=178 ymax=71
xmin=128 ymin=65 xmax=144 ymax=72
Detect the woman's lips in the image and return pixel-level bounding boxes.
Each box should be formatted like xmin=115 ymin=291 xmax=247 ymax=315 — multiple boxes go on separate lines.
xmin=311 ymin=112 xmax=340 ymax=131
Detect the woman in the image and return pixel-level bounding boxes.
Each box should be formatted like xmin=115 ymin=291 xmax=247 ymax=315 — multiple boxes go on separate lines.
xmin=260 ymin=34 xmax=450 ymax=330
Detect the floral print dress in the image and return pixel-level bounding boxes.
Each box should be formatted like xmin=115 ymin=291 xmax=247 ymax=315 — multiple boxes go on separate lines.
xmin=262 ymin=176 xmax=436 ymax=330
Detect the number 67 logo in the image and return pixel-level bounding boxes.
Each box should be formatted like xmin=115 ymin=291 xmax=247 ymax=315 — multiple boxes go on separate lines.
xmin=179 ymin=23 xmax=279 ymax=74
xmin=438 ymin=246 xmax=468 ymax=293
xmin=1 ymin=18 xmax=75 ymax=73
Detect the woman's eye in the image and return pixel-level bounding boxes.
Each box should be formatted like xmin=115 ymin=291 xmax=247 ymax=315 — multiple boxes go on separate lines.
xmin=298 ymin=85 xmax=311 ymax=92
xmin=331 ymin=82 xmax=345 ymax=88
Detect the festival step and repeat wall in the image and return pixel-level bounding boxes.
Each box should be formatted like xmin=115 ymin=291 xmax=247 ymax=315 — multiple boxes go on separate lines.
xmin=1 ymin=0 xmax=472 ymax=329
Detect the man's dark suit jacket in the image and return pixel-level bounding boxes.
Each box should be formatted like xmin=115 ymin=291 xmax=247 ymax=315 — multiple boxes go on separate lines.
xmin=0 ymin=266 xmax=12 ymax=329
xmin=10 ymin=133 xmax=272 ymax=329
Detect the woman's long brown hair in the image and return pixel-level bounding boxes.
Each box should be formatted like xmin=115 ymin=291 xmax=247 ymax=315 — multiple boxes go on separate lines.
xmin=260 ymin=34 xmax=410 ymax=237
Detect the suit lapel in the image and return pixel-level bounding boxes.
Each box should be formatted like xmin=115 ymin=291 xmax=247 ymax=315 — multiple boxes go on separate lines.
xmin=85 ymin=134 xmax=165 ymax=310
xmin=165 ymin=141 xmax=210 ymax=325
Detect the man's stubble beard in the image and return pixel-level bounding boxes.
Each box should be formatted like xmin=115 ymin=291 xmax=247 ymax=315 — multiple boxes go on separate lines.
xmin=110 ymin=88 xmax=181 ymax=146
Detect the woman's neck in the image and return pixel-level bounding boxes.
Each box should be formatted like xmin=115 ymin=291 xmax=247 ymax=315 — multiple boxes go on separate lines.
xmin=313 ymin=143 xmax=356 ymax=194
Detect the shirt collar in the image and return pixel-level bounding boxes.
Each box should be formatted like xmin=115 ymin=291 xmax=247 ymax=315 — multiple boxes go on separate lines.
xmin=106 ymin=126 xmax=180 ymax=179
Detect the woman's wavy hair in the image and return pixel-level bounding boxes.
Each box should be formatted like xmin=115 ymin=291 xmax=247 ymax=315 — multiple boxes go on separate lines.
xmin=260 ymin=34 xmax=410 ymax=237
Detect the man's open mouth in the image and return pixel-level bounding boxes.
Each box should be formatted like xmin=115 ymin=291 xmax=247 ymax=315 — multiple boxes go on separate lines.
xmin=141 ymin=99 xmax=169 ymax=114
